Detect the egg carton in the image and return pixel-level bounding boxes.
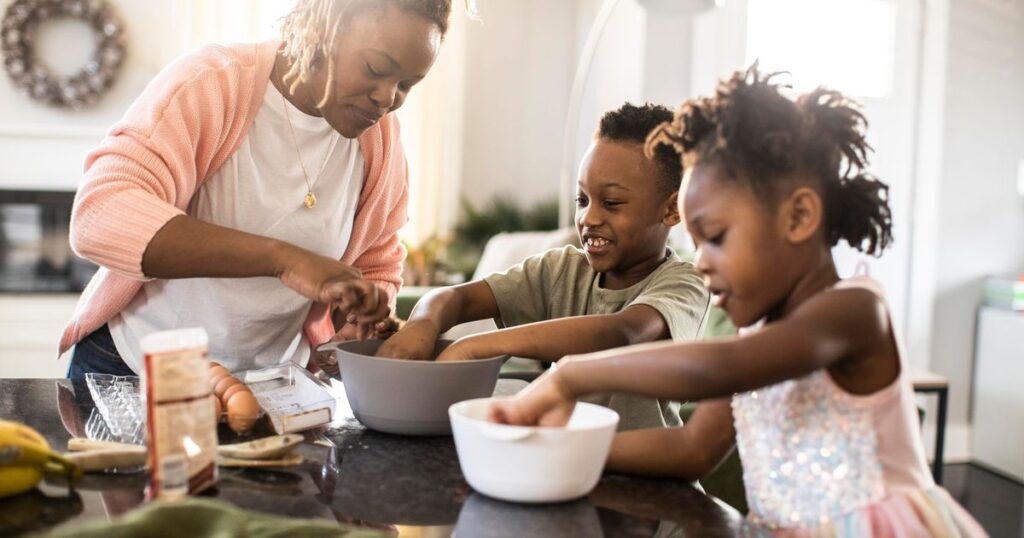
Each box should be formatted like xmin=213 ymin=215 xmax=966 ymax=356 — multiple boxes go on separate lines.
xmin=84 ymin=373 xmax=145 ymax=445
xmin=241 ymin=362 xmax=336 ymax=434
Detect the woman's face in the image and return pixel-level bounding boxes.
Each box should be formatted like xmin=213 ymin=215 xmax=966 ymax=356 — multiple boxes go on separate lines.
xmin=310 ymin=4 xmax=442 ymax=138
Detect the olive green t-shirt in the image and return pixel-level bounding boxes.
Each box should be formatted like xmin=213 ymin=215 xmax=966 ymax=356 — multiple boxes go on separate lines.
xmin=483 ymin=245 xmax=710 ymax=431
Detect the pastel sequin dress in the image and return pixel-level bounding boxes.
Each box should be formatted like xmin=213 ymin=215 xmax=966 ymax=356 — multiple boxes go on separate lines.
xmin=732 ymin=277 xmax=986 ymax=537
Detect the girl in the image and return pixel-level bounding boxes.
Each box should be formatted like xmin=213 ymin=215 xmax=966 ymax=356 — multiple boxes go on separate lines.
xmin=490 ymin=68 xmax=986 ymax=537
xmin=62 ymin=0 xmax=469 ymax=378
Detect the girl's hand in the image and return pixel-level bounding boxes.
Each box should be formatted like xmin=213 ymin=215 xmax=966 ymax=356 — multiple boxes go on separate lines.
xmin=374 ymin=319 xmax=437 ymax=361
xmin=488 ymin=367 xmax=576 ymax=427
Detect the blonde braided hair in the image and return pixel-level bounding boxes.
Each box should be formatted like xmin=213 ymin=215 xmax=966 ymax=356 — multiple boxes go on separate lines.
xmin=279 ymin=0 xmax=476 ymax=108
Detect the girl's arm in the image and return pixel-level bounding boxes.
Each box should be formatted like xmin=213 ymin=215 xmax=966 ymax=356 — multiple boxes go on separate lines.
xmin=607 ymin=398 xmax=736 ymax=481
xmin=560 ymin=287 xmax=889 ymax=402
xmin=491 ymin=287 xmax=892 ymax=426
xmin=435 ymin=303 xmax=670 ymax=362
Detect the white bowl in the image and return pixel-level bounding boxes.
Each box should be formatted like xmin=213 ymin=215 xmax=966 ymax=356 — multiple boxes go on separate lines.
xmin=449 ymin=398 xmax=619 ymax=503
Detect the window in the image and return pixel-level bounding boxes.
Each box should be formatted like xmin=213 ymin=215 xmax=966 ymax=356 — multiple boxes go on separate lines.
xmin=745 ymin=0 xmax=896 ymax=98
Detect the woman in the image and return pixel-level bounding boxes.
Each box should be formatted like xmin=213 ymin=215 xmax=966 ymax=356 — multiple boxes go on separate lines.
xmin=61 ymin=0 xmax=456 ymax=378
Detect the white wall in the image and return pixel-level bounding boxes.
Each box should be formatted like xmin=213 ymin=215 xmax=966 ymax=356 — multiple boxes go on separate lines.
xmin=911 ymin=0 xmax=1024 ymax=460
xmin=460 ymin=0 xmax=653 ymax=211
xmin=0 ymin=0 xmax=182 ymax=191
xmin=459 ymin=0 xmax=579 ymax=209
xmin=0 ymin=0 xmax=288 ymax=192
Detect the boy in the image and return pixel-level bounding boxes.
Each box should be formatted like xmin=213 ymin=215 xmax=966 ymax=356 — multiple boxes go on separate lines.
xmin=378 ymin=103 xmax=709 ymax=430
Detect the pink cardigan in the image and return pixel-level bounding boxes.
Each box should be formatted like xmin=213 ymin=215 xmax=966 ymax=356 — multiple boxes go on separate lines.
xmin=59 ymin=40 xmax=408 ymax=355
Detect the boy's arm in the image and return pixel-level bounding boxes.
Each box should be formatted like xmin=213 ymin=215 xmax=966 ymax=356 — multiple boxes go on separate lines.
xmin=436 ymin=304 xmax=669 ymax=362
xmin=376 ymin=280 xmax=500 ymax=360
xmin=406 ymin=280 xmax=501 ymax=332
xmin=606 ymin=398 xmax=736 ymax=481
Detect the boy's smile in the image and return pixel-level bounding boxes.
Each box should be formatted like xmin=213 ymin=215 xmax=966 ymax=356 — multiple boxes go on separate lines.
xmin=576 ymin=140 xmax=680 ymax=290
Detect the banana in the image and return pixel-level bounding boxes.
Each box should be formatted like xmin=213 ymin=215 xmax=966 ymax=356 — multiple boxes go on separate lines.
xmin=0 ymin=465 xmax=44 ymax=499
xmin=0 ymin=420 xmax=80 ymax=499
xmin=0 ymin=419 xmax=48 ymax=450
xmin=0 ymin=419 xmax=47 ymax=448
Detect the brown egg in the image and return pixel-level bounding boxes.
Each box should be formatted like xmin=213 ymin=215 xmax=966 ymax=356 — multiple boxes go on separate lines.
xmin=226 ymin=391 xmax=260 ymax=433
xmin=208 ymin=364 xmax=230 ymax=379
xmin=213 ymin=395 xmax=223 ymax=421
xmin=208 ymin=372 xmax=229 ymax=391
xmin=214 ymin=375 xmax=241 ymax=400
xmin=221 ymin=383 xmax=248 ymax=404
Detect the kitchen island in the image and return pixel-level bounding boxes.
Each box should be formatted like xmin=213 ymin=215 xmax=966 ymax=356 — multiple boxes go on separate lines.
xmin=0 ymin=379 xmax=744 ymax=537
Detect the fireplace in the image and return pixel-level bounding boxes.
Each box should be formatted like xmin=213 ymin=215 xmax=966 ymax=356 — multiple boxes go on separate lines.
xmin=0 ymin=189 xmax=97 ymax=293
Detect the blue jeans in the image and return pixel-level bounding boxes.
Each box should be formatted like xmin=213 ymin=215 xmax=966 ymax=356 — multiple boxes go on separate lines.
xmin=66 ymin=325 xmax=136 ymax=380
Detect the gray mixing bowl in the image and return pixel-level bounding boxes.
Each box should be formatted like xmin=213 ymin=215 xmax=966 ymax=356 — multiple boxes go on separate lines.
xmin=318 ymin=339 xmax=506 ymax=435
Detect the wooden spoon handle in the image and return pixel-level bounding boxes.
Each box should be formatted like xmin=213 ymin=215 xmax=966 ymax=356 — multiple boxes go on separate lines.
xmin=67 ymin=437 xmax=142 ymax=452
xmin=65 ymin=448 xmax=147 ymax=471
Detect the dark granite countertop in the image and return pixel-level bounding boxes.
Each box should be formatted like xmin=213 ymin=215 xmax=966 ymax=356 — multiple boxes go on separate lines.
xmin=0 ymin=379 xmax=744 ymax=537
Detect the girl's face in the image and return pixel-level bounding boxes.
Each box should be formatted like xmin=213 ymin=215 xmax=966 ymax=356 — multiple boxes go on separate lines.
xmin=682 ymin=162 xmax=800 ymax=327
xmin=310 ymin=5 xmax=441 ymax=138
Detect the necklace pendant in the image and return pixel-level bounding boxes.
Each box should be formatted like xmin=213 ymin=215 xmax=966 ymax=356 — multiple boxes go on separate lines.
xmin=304 ymin=191 xmax=317 ymax=209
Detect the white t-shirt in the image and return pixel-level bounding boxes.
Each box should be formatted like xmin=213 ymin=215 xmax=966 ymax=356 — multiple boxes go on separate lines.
xmin=109 ymin=82 xmax=364 ymax=374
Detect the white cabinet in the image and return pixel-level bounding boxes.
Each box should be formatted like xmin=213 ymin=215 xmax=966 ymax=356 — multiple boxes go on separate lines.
xmin=0 ymin=295 xmax=78 ymax=378
xmin=971 ymin=306 xmax=1024 ymax=482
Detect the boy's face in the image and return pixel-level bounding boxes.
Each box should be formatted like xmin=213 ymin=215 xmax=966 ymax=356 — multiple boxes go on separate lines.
xmin=575 ymin=140 xmax=680 ymax=283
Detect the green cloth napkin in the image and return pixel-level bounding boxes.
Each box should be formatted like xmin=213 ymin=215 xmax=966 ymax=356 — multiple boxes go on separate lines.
xmin=46 ymin=498 xmax=384 ymax=538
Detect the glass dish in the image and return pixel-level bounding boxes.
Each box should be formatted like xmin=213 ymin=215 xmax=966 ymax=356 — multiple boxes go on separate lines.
xmin=84 ymin=373 xmax=144 ymax=444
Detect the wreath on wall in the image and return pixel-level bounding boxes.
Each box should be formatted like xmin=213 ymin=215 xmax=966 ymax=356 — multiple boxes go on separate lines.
xmin=1 ymin=0 xmax=125 ymax=109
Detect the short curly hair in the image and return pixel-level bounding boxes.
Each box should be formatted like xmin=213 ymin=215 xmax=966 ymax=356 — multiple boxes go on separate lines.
xmin=646 ymin=66 xmax=893 ymax=256
xmin=597 ymin=102 xmax=683 ymax=196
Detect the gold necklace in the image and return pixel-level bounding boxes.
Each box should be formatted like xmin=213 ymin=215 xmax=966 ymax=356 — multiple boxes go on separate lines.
xmin=280 ymin=90 xmax=335 ymax=209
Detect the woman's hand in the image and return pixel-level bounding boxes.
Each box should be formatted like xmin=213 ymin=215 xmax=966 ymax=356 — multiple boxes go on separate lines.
xmin=488 ymin=366 xmax=577 ymax=427
xmin=333 ymin=316 xmax=402 ymax=342
xmin=375 ymin=319 xmax=438 ymax=361
xmin=276 ymin=247 xmax=387 ymax=323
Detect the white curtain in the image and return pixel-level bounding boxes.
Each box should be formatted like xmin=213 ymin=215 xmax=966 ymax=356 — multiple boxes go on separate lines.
xmin=398 ymin=8 xmax=469 ymax=246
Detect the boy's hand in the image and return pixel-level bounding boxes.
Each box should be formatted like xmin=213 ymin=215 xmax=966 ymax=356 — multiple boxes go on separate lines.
xmin=488 ymin=367 xmax=576 ymax=427
xmin=374 ymin=319 xmax=438 ymax=361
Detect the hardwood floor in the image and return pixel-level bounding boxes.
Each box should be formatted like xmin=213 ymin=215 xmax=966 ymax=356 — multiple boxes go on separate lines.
xmin=944 ymin=463 xmax=1024 ymax=537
